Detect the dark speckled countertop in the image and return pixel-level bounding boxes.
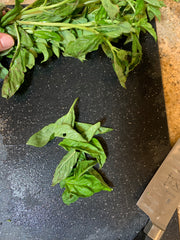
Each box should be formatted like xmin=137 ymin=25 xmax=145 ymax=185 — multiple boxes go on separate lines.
xmin=4 ymin=0 xmax=180 ymax=145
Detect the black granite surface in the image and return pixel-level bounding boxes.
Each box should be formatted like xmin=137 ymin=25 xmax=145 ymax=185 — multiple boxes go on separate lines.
xmin=0 ymin=30 xmax=179 ymax=240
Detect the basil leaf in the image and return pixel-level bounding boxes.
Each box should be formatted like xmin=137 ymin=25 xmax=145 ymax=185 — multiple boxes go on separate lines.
xmin=64 ymin=34 xmax=103 ymax=61
xmin=101 ymin=0 xmax=119 ymax=19
xmin=36 ymin=42 xmax=50 ymax=63
xmin=74 ymin=160 xmax=97 ymax=177
xmin=101 ymin=42 xmax=114 ymax=59
xmin=113 ymin=52 xmax=127 ymax=88
xmin=27 ymin=98 xmax=79 ymax=147
xmin=55 ymin=97 xmax=78 ymax=127
xmin=18 ymin=26 xmax=34 ymax=48
xmin=0 ymin=63 xmax=8 ymax=79
xmin=89 ymin=168 xmax=111 ymax=190
xmin=83 ymin=122 xmax=101 ymax=142
xmin=135 ymin=0 xmax=145 ymax=16
xmin=52 ymin=149 xmax=79 ymax=186
xmin=51 ymin=42 xmax=60 ymax=58
xmin=54 ymin=124 xmax=87 ymax=142
xmin=130 ymin=33 xmax=142 ymax=70
xmin=2 ymin=50 xmax=24 ymax=98
xmin=96 ymin=22 xmax=133 ymax=38
xmin=75 ymin=122 xmax=113 ymax=135
xmin=144 ymin=0 xmax=164 ymax=7
xmin=34 ymin=30 xmax=62 ymax=42
xmin=59 ymin=139 xmax=102 ymax=155
xmin=63 ymin=172 xmax=112 ymax=198
xmin=27 ymin=123 xmax=55 ymax=147
xmin=137 ymin=18 xmax=157 ymax=41
xmin=90 ymin=138 xmax=106 ymax=167
xmin=62 ymin=189 xmax=79 ymax=205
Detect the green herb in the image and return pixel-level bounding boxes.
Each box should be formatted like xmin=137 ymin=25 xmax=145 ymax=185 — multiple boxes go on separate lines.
xmin=27 ymin=98 xmax=113 ymax=205
xmin=0 ymin=0 xmax=164 ymax=98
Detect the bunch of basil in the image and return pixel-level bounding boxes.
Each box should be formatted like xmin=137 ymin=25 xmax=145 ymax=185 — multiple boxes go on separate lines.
xmin=0 ymin=0 xmax=164 ymax=98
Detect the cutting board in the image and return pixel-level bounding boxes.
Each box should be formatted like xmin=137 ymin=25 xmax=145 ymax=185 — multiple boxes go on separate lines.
xmin=0 ymin=24 xmax=179 ymax=239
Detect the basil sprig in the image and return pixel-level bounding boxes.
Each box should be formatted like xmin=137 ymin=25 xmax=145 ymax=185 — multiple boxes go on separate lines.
xmin=27 ymin=98 xmax=113 ymax=205
xmin=0 ymin=0 xmax=165 ymax=98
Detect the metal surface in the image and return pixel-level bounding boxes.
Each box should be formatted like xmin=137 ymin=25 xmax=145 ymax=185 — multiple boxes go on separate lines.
xmin=137 ymin=138 xmax=180 ymax=235
xmin=0 ymin=30 xmax=179 ymax=239
xmin=144 ymin=221 xmax=164 ymax=240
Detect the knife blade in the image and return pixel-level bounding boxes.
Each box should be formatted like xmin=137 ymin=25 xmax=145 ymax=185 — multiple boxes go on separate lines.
xmin=136 ymin=138 xmax=180 ymax=239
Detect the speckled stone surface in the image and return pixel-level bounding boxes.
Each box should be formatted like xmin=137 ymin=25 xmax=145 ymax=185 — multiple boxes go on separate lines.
xmin=156 ymin=0 xmax=180 ymax=145
xmin=1 ymin=1 xmax=180 ymax=239
xmin=3 ymin=0 xmax=180 ymax=144
xmin=0 ymin=31 xmax=178 ymax=239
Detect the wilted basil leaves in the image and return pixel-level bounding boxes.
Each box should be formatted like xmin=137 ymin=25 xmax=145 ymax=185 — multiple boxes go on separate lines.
xmin=27 ymin=98 xmax=113 ymax=205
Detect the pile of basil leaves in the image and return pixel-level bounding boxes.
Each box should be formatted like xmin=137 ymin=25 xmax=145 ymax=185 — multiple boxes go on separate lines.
xmin=27 ymin=98 xmax=113 ymax=205
xmin=0 ymin=0 xmax=164 ymax=98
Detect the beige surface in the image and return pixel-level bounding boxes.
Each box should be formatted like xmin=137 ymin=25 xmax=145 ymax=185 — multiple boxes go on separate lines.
xmin=1 ymin=0 xmax=180 ymax=145
xmin=156 ymin=0 xmax=180 ymax=146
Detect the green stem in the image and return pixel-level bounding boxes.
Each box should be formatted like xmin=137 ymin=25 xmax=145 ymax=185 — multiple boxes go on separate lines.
xmin=105 ymin=39 xmax=116 ymax=58
xmin=21 ymin=2 xmax=35 ymax=13
xmin=126 ymin=0 xmax=135 ymax=13
xmin=17 ymin=20 xmax=99 ymax=34
xmin=21 ymin=0 xmax=70 ymax=15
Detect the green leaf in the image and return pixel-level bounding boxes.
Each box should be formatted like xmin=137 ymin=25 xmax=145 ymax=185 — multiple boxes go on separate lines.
xmin=89 ymin=168 xmax=111 ymax=190
xmin=144 ymin=0 xmax=165 ymax=7
xmin=60 ymin=30 xmax=76 ymax=47
xmin=59 ymin=139 xmax=102 ymax=155
xmin=101 ymin=0 xmax=119 ymax=19
xmin=27 ymin=98 xmax=79 ymax=147
xmin=51 ymin=41 xmax=60 ymax=58
xmin=27 ymin=123 xmax=55 ymax=147
xmin=18 ymin=26 xmax=34 ymax=48
xmin=83 ymin=122 xmax=101 ymax=142
xmin=34 ymin=30 xmax=62 ymax=42
xmin=75 ymin=122 xmax=113 ymax=135
xmin=54 ymin=123 xmax=87 ymax=142
xmin=55 ymin=97 xmax=78 ymax=127
xmin=113 ymin=52 xmax=127 ymax=88
xmin=52 ymin=149 xmax=79 ymax=186
xmin=20 ymin=48 xmax=35 ymax=70
xmin=75 ymin=160 xmax=97 ymax=177
xmin=5 ymin=25 xmax=17 ymax=38
xmin=95 ymin=6 xmax=107 ymax=23
xmin=147 ymin=5 xmax=161 ymax=21
xmin=96 ymin=22 xmax=133 ymax=38
xmin=90 ymin=138 xmax=106 ymax=167
xmin=130 ymin=33 xmax=142 ymax=71
xmin=0 ymin=63 xmax=8 ymax=79
xmin=63 ymin=172 xmax=112 ymax=198
xmin=62 ymin=189 xmax=79 ymax=205
xmin=59 ymin=138 xmax=106 ymax=168
xmin=138 ymin=18 xmax=157 ymax=40
xmin=64 ymin=34 xmax=103 ymax=61
xmin=78 ymin=151 xmax=86 ymax=162
xmin=36 ymin=41 xmax=50 ymax=63
xmin=135 ymin=0 xmax=145 ymax=16
xmin=101 ymin=42 xmax=114 ymax=59
xmin=2 ymin=50 xmax=24 ymax=98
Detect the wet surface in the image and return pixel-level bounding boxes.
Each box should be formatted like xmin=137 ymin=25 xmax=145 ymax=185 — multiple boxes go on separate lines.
xmin=0 ymin=31 xmax=179 ymax=239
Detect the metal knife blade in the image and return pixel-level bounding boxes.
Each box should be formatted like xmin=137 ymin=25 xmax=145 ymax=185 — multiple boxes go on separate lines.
xmin=137 ymin=138 xmax=180 ymax=239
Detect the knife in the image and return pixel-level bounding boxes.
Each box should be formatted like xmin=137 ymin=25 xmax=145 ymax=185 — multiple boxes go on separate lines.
xmin=135 ymin=138 xmax=180 ymax=240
